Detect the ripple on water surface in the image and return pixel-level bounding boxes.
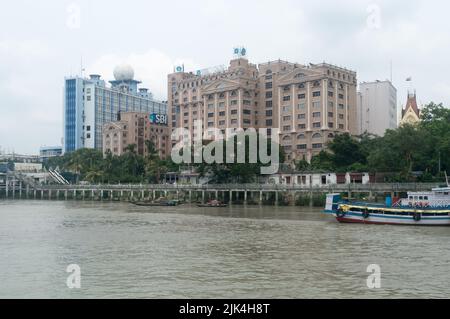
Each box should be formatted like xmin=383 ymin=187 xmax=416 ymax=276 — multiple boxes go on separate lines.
xmin=0 ymin=200 xmax=449 ymax=298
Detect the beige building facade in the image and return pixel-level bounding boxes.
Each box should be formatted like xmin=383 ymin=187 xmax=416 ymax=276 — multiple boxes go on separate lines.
xmin=103 ymin=112 xmax=171 ymax=159
xmin=168 ymin=56 xmax=357 ymax=163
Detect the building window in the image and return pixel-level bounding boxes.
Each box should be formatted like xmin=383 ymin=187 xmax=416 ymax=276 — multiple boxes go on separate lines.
xmin=313 ymin=112 xmax=321 ymax=118
xmin=338 ymin=104 xmax=344 ymax=109
xmin=313 ymin=122 xmax=321 ymax=128
xmin=266 ymin=110 xmax=273 ymax=116
xmin=283 ymin=116 xmax=291 ymax=121
xmin=219 ymin=111 xmax=225 ymax=116
xmin=283 ymin=125 xmax=291 ymax=131
xmin=231 ymin=110 xmax=238 ymax=115
xmin=312 ymin=133 xmax=322 ymax=138
xmin=298 ymin=124 xmax=306 ymax=129
xmin=298 ymin=114 xmax=306 ymax=119
xmin=266 ymin=91 xmax=272 ymax=98
xmin=243 ymin=109 xmax=251 ymax=115
xmin=243 ymin=119 xmax=251 ymax=124
xmin=219 ymin=120 xmax=225 ymax=126
xmin=266 ymin=119 xmax=273 ymax=126
xmin=298 ymin=103 xmax=305 ymax=110
xmin=282 ymin=106 xmax=291 ymax=113
xmin=313 ymin=91 xmax=321 ymax=97
xmin=312 ymin=143 xmax=323 ymax=149
xmin=339 ymin=124 xmax=344 ymax=129
xmin=265 ymin=82 xmax=273 ymax=89
xmin=208 ymin=113 xmax=214 ymax=118
xmin=328 ymin=112 xmax=334 ymax=117
xmin=283 ymin=95 xmax=291 ymax=101
xmin=339 ymin=94 xmax=344 ymax=99
xmin=230 ymin=100 xmax=238 ymax=106
xmin=297 ymin=134 xmax=305 ymax=139
xmin=339 ymin=114 xmax=344 ymax=119
xmin=328 ymin=122 xmax=334 ymax=128
xmin=297 ymin=144 xmax=307 ymax=150
xmin=328 ymin=91 xmax=334 ymax=97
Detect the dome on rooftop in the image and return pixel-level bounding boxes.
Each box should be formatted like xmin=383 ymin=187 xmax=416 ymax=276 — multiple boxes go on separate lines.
xmin=113 ymin=64 xmax=134 ymax=81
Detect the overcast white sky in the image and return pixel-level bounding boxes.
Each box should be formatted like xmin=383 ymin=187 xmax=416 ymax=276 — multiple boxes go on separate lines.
xmin=1 ymin=0 xmax=449 ymax=154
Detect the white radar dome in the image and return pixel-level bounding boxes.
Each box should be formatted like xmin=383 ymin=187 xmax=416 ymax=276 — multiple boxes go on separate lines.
xmin=113 ymin=64 xmax=134 ymax=81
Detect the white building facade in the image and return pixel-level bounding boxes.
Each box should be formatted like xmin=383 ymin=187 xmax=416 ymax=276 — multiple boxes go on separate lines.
xmin=357 ymin=80 xmax=397 ymax=136
xmin=63 ymin=65 xmax=167 ymax=153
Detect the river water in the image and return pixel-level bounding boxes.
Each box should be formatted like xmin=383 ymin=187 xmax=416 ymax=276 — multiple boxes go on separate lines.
xmin=0 ymin=200 xmax=449 ymax=299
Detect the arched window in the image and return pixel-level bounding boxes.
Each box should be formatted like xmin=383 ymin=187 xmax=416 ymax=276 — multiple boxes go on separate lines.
xmin=297 ymin=134 xmax=306 ymax=139
xmin=312 ymin=133 xmax=322 ymax=139
xmin=328 ymin=133 xmax=334 ymax=138
xmin=282 ymin=135 xmax=292 ymax=141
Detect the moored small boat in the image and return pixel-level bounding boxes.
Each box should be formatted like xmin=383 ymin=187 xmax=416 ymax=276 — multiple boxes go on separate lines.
xmin=324 ymin=184 xmax=450 ymax=226
xmin=131 ymin=198 xmax=179 ymax=207
xmin=197 ymin=200 xmax=228 ymax=208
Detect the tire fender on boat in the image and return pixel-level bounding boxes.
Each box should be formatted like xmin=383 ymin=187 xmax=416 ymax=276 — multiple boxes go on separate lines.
xmin=413 ymin=212 xmax=422 ymax=222
xmin=362 ymin=209 xmax=370 ymax=219
xmin=336 ymin=207 xmax=346 ymax=218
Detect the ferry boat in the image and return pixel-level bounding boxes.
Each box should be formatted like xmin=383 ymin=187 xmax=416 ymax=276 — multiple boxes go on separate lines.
xmin=324 ymin=179 xmax=450 ymax=226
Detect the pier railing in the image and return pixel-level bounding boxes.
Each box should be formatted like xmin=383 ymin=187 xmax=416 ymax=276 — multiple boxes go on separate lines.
xmin=1 ymin=178 xmax=442 ymax=203
xmin=31 ymin=182 xmax=440 ymax=192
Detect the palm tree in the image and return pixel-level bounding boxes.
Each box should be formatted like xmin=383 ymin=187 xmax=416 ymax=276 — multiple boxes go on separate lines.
xmin=85 ymin=170 xmax=103 ymax=183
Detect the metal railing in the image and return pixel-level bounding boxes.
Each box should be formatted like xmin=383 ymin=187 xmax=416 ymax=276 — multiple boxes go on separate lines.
xmin=35 ymin=182 xmax=440 ymax=192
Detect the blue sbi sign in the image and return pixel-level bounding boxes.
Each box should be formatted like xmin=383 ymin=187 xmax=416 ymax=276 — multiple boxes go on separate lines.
xmin=149 ymin=113 xmax=168 ymax=125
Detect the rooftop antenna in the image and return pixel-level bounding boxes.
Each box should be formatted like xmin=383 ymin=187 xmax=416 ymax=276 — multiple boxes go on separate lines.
xmin=80 ymin=55 xmax=86 ymax=77
xmin=390 ymin=60 xmax=393 ymax=83
xmin=406 ymin=76 xmax=414 ymax=97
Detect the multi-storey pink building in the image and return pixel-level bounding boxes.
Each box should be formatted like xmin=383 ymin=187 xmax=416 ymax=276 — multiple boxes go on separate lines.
xmin=167 ymin=55 xmax=357 ymax=163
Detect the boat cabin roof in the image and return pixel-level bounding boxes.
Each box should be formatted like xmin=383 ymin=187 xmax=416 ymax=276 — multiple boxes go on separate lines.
xmin=432 ymin=187 xmax=450 ymax=193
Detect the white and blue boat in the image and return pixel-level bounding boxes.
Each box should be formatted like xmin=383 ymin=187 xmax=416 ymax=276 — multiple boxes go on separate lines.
xmin=325 ymin=181 xmax=450 ymax=226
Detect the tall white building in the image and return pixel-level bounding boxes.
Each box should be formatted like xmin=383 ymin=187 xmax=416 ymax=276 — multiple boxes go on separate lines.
xmin=357 ymin=80 xmax=397 ymax=136
xmin=63 ymin=65 xmax=167 ymax=153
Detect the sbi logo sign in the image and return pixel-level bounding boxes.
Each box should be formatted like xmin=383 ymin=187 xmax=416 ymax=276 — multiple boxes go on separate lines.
xmin=149 ymin=113 xmax=168 ymax=125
